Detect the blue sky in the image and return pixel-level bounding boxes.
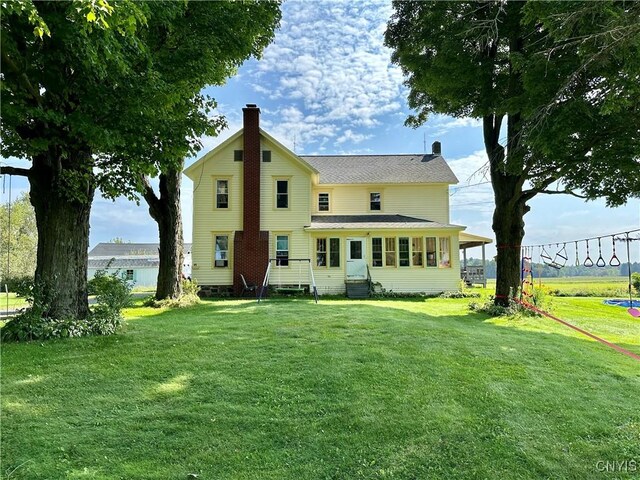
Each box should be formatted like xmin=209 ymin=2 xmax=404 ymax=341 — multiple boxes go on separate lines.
xmin=2 ymin=0 xmax=638 ymax=261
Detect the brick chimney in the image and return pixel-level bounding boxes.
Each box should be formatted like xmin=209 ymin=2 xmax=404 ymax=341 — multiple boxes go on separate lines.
xmin=243 ymin=104 xmax=261 ymax=236
xmin=432 ymin=141 xmax=442 ymax=156
xmin=233 ymin=104 xmax=270 ymax=295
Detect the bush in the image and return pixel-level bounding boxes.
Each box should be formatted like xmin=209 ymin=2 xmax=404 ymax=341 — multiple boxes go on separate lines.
xmin=0 ymin=274 xmax=34 ymax=293
xmin=143 ymin=279 xmax=200 ymax=308
xmin=632 ymin=272 xmax=640 ymax=294
xmin=1 ymin=271 xmax=130 ymax=343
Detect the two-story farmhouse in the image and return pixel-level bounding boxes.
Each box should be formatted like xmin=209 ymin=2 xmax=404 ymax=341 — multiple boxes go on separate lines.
xmin=185 ymin=104 xmax=490 ymax=297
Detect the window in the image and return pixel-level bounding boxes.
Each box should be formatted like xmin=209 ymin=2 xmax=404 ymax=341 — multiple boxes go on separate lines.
xmin=370 ymin=192 xmax=381 ymax=211
xmin=318 ymin=193 xmax=330 ymax=212
xmin=399 ymin=237 xmax=410 ymax=267
xmin=412 ymin=237 xmax=424 ymax=266
xmin=316 ymin=238 xmax=327 ymax=267
xmin=125 ymin=269 xmax=134 ymax=281
xmin=439 ymin=237 xmax=451 ymax=268
xmin=234 ymin=150 xmax=243 ymax=162
xmin=372 ymin=238 xmax=383 ymax=267
xmin=276 ymin=235 xmax=289 ymax=266
xmin=329 ymin=238 xmax=340 ymax=267
xmin=276 ymin=180 xmax=289 ymax=208
xmin=214 ymin=235 xmax=229 ymax=267
xmin=385 ymin=237 xmax=396 ymax=267
xmin=426 ymin=237 xmax=437 ymax=267
xmin=216 ymin=179 xmax=229 ymax=209
xmin=262 ymin=150 xmax=271 ymax=162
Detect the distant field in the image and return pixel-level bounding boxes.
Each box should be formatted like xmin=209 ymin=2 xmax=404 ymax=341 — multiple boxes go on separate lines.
xmin=485 ymin=276 xmax=634 ymax=297
xmin=0 ymin=293 xmax=28 ymax=312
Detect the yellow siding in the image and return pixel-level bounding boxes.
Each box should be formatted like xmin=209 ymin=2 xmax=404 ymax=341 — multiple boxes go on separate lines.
xmin=312 ymin=184 xmax=450 ymax=223
xmin=191 ymin=134 xmax=313 ymax=286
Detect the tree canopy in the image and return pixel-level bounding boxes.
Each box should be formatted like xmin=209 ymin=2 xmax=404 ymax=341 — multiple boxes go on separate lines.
xmin=385 ymin=0 xmax=640 ymax=303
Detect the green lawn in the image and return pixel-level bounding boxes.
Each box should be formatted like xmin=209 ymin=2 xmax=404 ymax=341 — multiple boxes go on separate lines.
xmin=485 ymin=276 xmax=635 ymax=297
xmin=1 ymin=297 xmax=639 ymax=479
xmin=0 ymin=292 xmax=28 ymax=311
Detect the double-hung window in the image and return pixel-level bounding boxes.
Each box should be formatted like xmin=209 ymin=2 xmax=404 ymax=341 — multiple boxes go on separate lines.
xmin=412 ymin=237 xmax=424 ymax=266
xmin=426 ymin=237 xmax=437 ymax=267
xmin=329 ymin=238 xmax=340 ymax=267
xmin=370 ymin=192 xmax=381 ymax=211
xmin=439 ymin=237 xmax=451 ymax=268
xmin=214 ymin=235 xmax=229 ymax=268
xmin=385 ymin=238 xmax=396 ymax=267
xmin=372 ymin=238 xmax=383 ymax=267
xmin=398 ymin=237 xmax=410 ymax=267
xmin=216 ymin=179 xmax=229 ymax=209
xmin=276 ymin=180 xmax=289 ymax=208
xmin=318 ymin=193 xmax=330 ymax=212
xmin=276 ymin=235 xmax=289 ymax=266
xmin=316 ymin=238 xmax=327 ymax=267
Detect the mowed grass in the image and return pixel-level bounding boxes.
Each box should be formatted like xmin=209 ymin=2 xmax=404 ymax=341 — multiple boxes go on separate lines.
xmin=2 ymin=297 xmax=639 ymax=479
xmin=0 ymin=293 xmax=28 ymax=311
xmin=486 ymin=276 xmax=634 ymax=297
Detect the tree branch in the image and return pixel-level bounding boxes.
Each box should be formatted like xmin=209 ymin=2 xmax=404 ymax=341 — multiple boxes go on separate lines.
xmin=1 ymin=49 xmax=43 ymax=107
xmin=0 ymin=165 xmax=32 ymax=177
xmin=140 ymin=175 xmax=162 ymax=222
xmin=539 ymin=189 xmax=587 ymax=199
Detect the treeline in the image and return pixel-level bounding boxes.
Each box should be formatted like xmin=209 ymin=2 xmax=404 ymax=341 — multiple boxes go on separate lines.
xmin=464 ymin=258 xmax=640 ymax=279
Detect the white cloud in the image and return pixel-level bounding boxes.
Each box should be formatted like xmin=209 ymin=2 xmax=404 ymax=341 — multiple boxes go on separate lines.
xmin=427 ymin=116 xmax=483 ymax=137
xmin=246 ymin=0 xmax=404 ymax=151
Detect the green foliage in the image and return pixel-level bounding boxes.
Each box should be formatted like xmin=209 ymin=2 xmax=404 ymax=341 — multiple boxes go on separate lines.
xmin=143 ymin=279 xmax=200 ymax=308
xmin=385 ymin=0 xmax=640 ymax=207
xmin=1 ymin=270 xmax=129 ymax=342
xmin=632 ymin=272 xmax=640 ymax=294
xmin=0 ymin=193 xmax=37 ymax=284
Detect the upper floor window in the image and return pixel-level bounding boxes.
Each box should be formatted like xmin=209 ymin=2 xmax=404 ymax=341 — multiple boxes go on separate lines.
xmin=276 ymin=180 xmax=289 ymax=208
xmin=214 ymin=235 xmax=229 ymax=268
xmin=318 ymin=193 xmax=330 ymax=212
xmin=216 ymin=179 xmax=229 ymax=209
xmin=370 ymin=192 xmax=381 ymax=211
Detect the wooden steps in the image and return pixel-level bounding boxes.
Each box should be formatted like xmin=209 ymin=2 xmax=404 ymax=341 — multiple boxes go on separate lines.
xmin=345 ymin=280 xmax=370 ymax=299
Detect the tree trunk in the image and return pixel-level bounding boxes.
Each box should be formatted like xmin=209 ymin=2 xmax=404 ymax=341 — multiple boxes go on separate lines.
xmin=28 ymin=151 xmax=94 ymax=319
xmin=484 ymin=115 xmax=529 ymax=307
xmin=142 ymin=166 xmax=184 ymax=300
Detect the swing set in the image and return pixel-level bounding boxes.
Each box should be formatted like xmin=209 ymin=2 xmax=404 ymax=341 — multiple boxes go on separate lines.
xmin=257 ymin=258 xmax=319 ymax=303
xmin=520 ymin=228 xmax=640 ymax=318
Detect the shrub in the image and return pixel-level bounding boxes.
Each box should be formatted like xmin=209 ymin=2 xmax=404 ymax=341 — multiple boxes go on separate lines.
xmin=632 ymin=272 xmax=640 ymax=294
xmin=144 ymin=279 xmax=200 ymax=308
xmin=1 ymin=272 xmax=129 ymax=343
xmin=0 ymin=274 xmax=34 ymax=293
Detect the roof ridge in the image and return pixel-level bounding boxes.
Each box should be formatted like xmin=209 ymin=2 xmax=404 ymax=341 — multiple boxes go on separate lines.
xmin=299 ymin=154 xmax=432 ymax=157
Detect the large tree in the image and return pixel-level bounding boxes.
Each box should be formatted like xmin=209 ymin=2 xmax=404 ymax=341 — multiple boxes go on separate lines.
xmin=132 ymin=1 xmax=281 ymax=301
xmin=0 ymin=1 xmax=281 ymax=317
xmin=385 ymin=0 xmax=640 ymax=305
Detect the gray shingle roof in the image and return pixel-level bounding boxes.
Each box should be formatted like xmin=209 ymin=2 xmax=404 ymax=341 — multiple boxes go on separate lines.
xmin=88 ymin=243 xmax=192 ymax=257
xmin=88 ymin=257 xmax=160 ymax=269
xmin=299 ymin=154 xmax=458 ymax=185
xmin=306 ymin=215 xmax=463 ymax=230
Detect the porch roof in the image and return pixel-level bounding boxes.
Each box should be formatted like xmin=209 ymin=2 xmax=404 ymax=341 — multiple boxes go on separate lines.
xmin=305 ymin=214 xmax=463 ymax=231
xmin=459 ymin=232 xmax=493 ymax=249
